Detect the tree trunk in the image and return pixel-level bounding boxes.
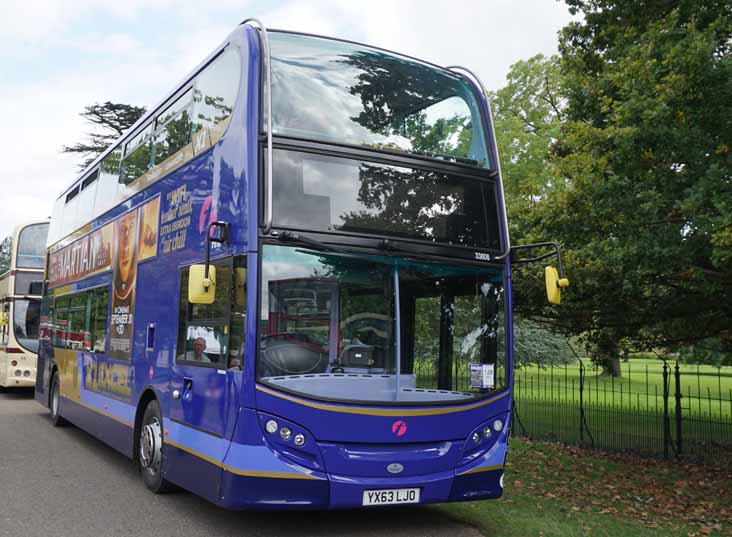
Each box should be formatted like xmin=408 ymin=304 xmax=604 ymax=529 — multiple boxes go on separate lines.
xmin=601 ymin=356 xmax=622 ymax=377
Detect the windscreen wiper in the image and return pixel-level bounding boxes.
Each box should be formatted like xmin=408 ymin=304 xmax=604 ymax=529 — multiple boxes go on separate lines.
xmin=275 ymin=231 xmax=345 ymax=253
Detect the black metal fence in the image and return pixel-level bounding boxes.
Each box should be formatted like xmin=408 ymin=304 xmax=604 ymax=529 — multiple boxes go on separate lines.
xmin=511 ymin=359 xmax=732 ymax=462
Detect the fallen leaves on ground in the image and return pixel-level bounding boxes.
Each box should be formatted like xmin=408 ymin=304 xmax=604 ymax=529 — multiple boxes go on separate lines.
xmin=506 ymin=439 xmax=732 ymax=535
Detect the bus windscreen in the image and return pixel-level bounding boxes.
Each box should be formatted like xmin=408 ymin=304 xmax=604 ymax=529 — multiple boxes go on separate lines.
xmin=271 ymin=149 xmax=501 ymax=250
xmin=270 ymin=32 xmax=490 ymax=169
xmin=16 ymin=223 xmax=49 ymax=269
xmin=13 ymin=299 xmax=40 ymax=353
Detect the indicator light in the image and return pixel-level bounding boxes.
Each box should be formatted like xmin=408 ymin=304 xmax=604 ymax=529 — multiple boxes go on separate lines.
xmin=10 ymin=360 xmax=17 ymax=367
xmin=493 ymin=419 xmax=503 ymax=432
xmin=265 ymin=420 xmax=278 ymax=434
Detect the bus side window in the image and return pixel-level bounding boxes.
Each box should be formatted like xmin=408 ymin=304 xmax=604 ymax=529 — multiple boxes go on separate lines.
xmin=176 ymin=261 xmax=232 ymax=369
xmin=53 ymin=296 xmax=70 ymax=348
xmin=90 ymin=287 xmax=109 ymax=353
xmin=120 ymin=124 xmax=153 ymax=188
xmin=192 ymin=45 xmax=241 ymax=146
xmin=228 ymin=256 xmax=246 ymax=370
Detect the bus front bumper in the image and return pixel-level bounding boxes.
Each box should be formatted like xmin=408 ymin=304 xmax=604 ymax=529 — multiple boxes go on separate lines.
xmin=218 ymin=463 xmax=505 ymax=510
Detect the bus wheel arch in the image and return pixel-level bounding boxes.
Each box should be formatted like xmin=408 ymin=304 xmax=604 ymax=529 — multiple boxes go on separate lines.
xmin=49 ymin=368 xmax=66 ymax=427
xmin=134 ymin=389 xmax=174 ymax=493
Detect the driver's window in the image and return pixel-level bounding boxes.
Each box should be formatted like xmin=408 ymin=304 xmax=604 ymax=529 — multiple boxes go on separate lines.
xmin=177 ymin=259 xmax=234 ymax=369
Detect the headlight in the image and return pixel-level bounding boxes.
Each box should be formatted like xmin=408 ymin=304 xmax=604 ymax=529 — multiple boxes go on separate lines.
xmin=14 ymin=370 xmax=22 ymax=377
xmin=280 ymin=427 xmax=292 ymax=441
xmin=493 ymin=419 xmax=503 ymax=432
xmin=483 ymin=426 xmax=492 ymax=438
xmin=265 ymin=420 xmax=278 ymax=434
xmin=23 ymin=370 xmax=31 ymax=377
xmin=471 ymin=432 xmax=481 ymax=443
xmin=293 ymin=434 xmax=305 ymax=446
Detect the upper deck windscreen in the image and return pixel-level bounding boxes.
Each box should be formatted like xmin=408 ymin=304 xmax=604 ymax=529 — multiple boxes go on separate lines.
xmin=16 ymin=223 xmax=48 ymax=269
xmin=269 ymin=32 xmax=491 ymax=169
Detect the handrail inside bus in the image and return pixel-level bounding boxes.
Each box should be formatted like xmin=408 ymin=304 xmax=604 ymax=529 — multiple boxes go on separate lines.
xmin=241 ymin=18 xmax=274 ymax=234
xmin=446 ymin=65 xmax=511 ymax=261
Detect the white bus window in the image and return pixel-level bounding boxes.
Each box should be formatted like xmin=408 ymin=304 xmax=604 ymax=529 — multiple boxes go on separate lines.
xmin=192 ymin=46 xmax=241 ymax=140
xmin=120 ymin=139 xmax=152 ymax=186
xmin=16 ymin=223 xmax=49 ymax=269
xmin=95 ymin=147 xmax=122 ymax=217
xmin=75 ymin=170 xmax=99 ymax=230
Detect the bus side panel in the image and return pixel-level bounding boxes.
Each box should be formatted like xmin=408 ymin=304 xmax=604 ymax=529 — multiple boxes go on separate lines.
xmin=33 ymin=341 xmax=52 ymax=405
xmin=34 ymin=298 xmax=54 ymax=405
xmin=58 ymin=396 xmax=134 ymax=458
xmin=0 ymin=353 xmax=7 ymax=387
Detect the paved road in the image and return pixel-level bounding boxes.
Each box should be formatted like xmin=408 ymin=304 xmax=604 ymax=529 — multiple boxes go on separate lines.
xmin=0 ymin=389 xmax=482 ymax=537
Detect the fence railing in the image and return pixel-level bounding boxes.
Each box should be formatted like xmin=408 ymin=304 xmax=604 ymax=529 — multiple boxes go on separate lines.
xmin=511 ymin=359 xmax=732 ymax=462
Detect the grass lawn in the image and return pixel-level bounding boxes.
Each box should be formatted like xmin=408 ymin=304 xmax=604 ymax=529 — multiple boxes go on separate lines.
xmin=434 ymin=438 xmax=731 ymax=537
xmin=515 ymin=359 xmax=732 ymax=417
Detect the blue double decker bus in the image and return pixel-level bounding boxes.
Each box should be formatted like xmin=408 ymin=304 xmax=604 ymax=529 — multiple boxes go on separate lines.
xmin=36 ymin=20 xmax=567 ymax=509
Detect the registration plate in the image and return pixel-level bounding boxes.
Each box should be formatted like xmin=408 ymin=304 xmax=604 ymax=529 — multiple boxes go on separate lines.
xmin=362 ymin=488 xmax=420 ymax=506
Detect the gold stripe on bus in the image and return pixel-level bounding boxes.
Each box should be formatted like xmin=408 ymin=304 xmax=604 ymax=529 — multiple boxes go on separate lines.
xmin=60 ymin=394 xmax=133 ymax=428
xmin=164 ymin=438 xmax=324 ymax=480
xmin=458 ymin=464 xmax=503 ymax=476
xmin=49 ymin=223 xmax=94 ymax=254
xmin=121 ymin=144 xmax=195 ymax=200
xmin=255 ymin=385 xmax=509 ymax=417
xmin=53 ymin=285 xmax=74 ymax=297
xmin=209 ymin=117 xmax=230 ymax=147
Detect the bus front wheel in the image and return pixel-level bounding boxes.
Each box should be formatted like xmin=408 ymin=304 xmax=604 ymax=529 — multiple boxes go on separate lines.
xmin=49 ymin=373 xmax=67 ymax=427
xmin=139 ymin=400 xmax=173 ymax=493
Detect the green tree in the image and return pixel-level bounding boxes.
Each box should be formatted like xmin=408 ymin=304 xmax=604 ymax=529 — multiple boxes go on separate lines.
xmin=534 ymin=1 xmax=732 ymax=374
xmin=0 ymin=236 xmax=12 ymax=274
xmin=489 ymin=54 xmax=564 ymax=242
xmin=487 ymin=55 xmax=577 ymax=367
xmin=63 ymin=102 xmax=146 ymax=170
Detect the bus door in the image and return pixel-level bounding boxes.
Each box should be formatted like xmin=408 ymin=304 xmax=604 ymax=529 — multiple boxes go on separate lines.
xmin=170 ymin=257 xmax=245 ymax=438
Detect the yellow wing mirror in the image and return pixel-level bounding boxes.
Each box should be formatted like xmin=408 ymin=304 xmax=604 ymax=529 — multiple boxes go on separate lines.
xmin=188 ymin=264 xmax=216 ymax=305
xmin=511 ymin=241 xmax=570 ymax=305
xmin=188 ymin=220 xmax=230 ymax=305
xmin=545 ymin=266 xmax=570 ymax=305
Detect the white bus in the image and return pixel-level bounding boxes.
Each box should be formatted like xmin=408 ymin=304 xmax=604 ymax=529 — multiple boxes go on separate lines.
xmin=0 ymin=221 xmax=49 ymax=387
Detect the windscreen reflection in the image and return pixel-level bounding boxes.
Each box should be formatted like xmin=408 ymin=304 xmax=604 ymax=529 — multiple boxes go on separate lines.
xmin=269 ymin=32 xmax=490 ymax=168
xmin=258 ymin=245 xmax=507 ymax=404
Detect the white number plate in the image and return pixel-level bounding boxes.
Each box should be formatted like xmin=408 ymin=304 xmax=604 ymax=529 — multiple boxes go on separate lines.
xmin=362 ymin=488 xmax=420 ymax=506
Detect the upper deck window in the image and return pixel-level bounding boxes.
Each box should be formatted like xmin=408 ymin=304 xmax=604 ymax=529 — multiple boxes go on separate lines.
xmin=269 ymin=32 xmax=490 ymax=169
xmin=16 ymin=223 xmax=49 ymax=269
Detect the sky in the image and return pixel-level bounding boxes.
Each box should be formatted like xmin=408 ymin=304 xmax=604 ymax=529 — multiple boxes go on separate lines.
xmin=0 ymin=0 xmax=574 ymax=241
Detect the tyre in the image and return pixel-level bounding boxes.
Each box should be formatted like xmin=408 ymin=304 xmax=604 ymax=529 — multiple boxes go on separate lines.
xmin=139 ymin=399 xmax=174 ymax=493
xmin=49 ymin=372 xmax=67 ymax=427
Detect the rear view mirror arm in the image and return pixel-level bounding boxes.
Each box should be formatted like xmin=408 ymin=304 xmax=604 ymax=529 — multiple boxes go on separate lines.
xmin=204 ymin=221 xmax=230 ymax=283
xmin=510 ymin=241 xmax=567 ymax=280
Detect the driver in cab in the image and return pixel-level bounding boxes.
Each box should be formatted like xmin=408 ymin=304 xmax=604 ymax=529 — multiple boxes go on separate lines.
xmin=186 ymin=337 xmax=211 ymax=363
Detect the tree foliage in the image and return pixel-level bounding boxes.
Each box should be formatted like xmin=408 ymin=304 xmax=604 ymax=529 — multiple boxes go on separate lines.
xmin=63 ymin=102 xmax=146 ymax=170
xmin=531 ymin=1 xmax=732 ymax=371
xmin=490 ymin=54 xmax=564 ymax=243
xmin=487 ymin=55 xmax=576 ymax=367
xmin=0 ymin=236 xmax=11 ymax=274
